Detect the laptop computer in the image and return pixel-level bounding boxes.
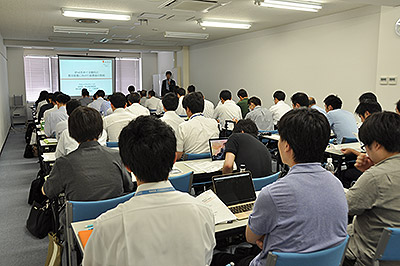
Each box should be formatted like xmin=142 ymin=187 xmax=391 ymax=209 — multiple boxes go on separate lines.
xmin=212 ymin=171 xmax=256 ymax=220
xmin=209 ymin=138 xmax=228 ymax=161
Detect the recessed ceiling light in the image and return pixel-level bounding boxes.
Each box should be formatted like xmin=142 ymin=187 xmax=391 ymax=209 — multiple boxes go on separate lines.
xmin=256 ymin=0 xmax=322 ymax=12
xmin=164 ymin=31 xmax=209 ymax=39
xmin=61 ymin=8 xmax=131 ymax=21
xmin=53 ymin=26 xmax=109 ymax=35
xmin=198 ymin=20 xmax=251 ymax=29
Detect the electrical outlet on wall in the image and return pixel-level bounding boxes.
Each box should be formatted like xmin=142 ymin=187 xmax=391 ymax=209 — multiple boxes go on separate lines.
xmin=388 ymin=76 xmax=398 ymax=85
xmin=380 ymin=76 xmax=388 ymax=85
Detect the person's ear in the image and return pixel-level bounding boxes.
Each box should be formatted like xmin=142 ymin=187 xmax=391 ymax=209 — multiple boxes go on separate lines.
xmin=373 ymin=141 xmax=382 ymax=151
xmin=365 ymin=111 xmax=371 ymax=118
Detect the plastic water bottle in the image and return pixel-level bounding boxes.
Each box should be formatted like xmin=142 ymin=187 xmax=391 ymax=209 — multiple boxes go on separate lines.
xmin=240 ymin=164 xmax=246 ymax=172
xmin=325 ymin=158 xmax=335 ymax=174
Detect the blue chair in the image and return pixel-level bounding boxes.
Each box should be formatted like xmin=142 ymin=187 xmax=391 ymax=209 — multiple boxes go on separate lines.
xmin=65 ymin=192 xmax=135 ymax=266
xmin=106 ymin=142 xmax=118 ymax=148
xmin=184 ymin=152 xmax=211 ymax=160
xmin=169 ymin=172 xmax=193 ymax=193
xmin=253 ymin=172 xmax=280 ymax=191
xmin=373 ymin=228 xmax=400 ymax=265
xmin=342 ymin=137 xmax=358 ymax=144
xmin=265 ymin=235 xmax=349 ymax=266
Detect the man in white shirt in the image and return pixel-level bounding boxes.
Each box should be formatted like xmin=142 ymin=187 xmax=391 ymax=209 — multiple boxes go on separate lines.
xmin=83 ymin=116 xmax=216 ymax=266
xmin=269 ymin=90 xmax=291 ymax=126
xmin=88 ymin=90 xmax=106 ymax=112
xmin=44 ymin=93 xmax=70 ymax=137
xmin=175 ymin=87 xmax=187 ymax=117
xmin=309 ymin=97 xmax=327 ymax=116
xmin=126 ymin=92 xmax=150 ymax=116
xmin=213 ymin=90 xmax=242 ymax=130
xmin=139 ymin=90 xmax=147 ymax=107
xmin=160 ymin=93 xmax=185 ymax=137
xmin=144 ymin=90 xmax=161 ymax=114
xmin=103 ymin=93 xmax=137 ymax=142
xmin=55 ymin=99 xmax=81 ymax=140
xmin=42 ymin=93 xmax=60 ymax=121
xmin=176 ymin=92 xmax=220 ymax=159
xmin=245 ymin=96 xmax=274 ymax=131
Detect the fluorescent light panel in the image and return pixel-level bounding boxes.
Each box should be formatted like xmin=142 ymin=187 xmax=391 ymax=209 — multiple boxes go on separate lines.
xmin=89 ymin=49 xmax=121 ymax=52
xmin=259 ymin=0 xmax=322 ymax=12
xmin=164 ymin=31 xmax=209 ymax=39
xmin=53 ymin=26 xmax=109 ymax=35
xmin=62 ymin=8 xmax=131 ymax=21
xmin=199 ymin=20 xmax=251 ymax=29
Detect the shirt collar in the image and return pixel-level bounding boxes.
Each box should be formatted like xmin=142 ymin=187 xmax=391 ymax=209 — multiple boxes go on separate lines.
xmin=276 ymin=101 xmax=286 ymax=106
xmin=113 ymin=108 xmax=126 ymax=114
xmin=136 ymin=180 xmax=173 ymax=193
xmin=224 ymin=100 xmax=235 ymax=105
xmin=288 ymin=163 xmax=325 ymax=174
xmin=190 ymin=113 xmax=204 ymax=120
xmin=375 ymin=153 xmax=400 ymax=167
xmin=78 ymin=140 xmax=101 ymax=149
xmin=253 ymin=106 xmax=262 ymax=111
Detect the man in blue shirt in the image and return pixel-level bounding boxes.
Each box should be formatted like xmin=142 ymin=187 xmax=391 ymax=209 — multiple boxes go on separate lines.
xmin=211 ymin=108 xmax=348 ymax=266
xmin=324 ymin=94 xmax=358 ymax=144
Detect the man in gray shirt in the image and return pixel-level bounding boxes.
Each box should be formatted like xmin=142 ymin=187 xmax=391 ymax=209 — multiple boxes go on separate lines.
xmin=43 ymin=106 xmax=134 ymax=201
xmin=245 ymin=96 xmax=273 ymax=131
xmin=78 ymin=88 xmax=92 ymax=107
xmin=345 ymin=111 xmax=400 ymax=266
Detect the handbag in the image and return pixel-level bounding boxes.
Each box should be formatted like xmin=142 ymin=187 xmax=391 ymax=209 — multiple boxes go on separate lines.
xmin=28 ymin=170 xmax=47 ymax=205
xmin=45 ymin=232 xmax=62 ymax=266
xmin=26 ymin=200 xmax=54 ymax=239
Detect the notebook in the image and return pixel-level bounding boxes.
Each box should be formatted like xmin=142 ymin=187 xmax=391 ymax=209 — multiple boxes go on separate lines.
xmin=209 ymin=138 xmax=228 ymax=161
xmin=78 ymin=229 xmax=93 ymax=249
xmin=212 ymin=171 xmax=256 ymax=220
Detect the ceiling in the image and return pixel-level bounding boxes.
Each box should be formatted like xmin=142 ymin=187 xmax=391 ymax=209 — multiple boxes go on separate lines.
xmin=0 ymin=0 xmax=399 ymax=51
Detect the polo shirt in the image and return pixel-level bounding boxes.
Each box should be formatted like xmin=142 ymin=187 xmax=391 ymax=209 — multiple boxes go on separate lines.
xmin=213 ymin=100 xmax=242 ymax=129
xmin=82 ymin=180 xmax=216 ymax=266
xmin=311 ymin=104 xmax=327 ymax=116
xmin=248 ymin=163 xmax=348 ymax=266
xmin=225 ymin=133 xmax=272 ymax=178
xmin=44 ymin=106 xmax=68 ymax=137
xmin=88 ymin=97 xmax=105 ymax=112
xmin=176 ymin=113 xmax=219 ymax=154
xmin=245 ymin=106 xmax=274 ymax=131
xmin=145 ymin=97 xmax=161 ymax=111
xmin=126 ymin=103 xmax=150 ymax=117
xmin=103 ymin=108 xmax=137 ymax=142
xmin=269 ymin=101 xmax=291 ymax=125
xmin=160 ymin=111 xmax=185 ymax=136
xmin=175 ymin=96 xmax=187 ymax=117
xmin=237 ymin=98 xmax=249 ymax=118
xmin=326 ymin=109 xmax=358 ymax=144
xmin=204 ymin=99 xmax=215 ymax=118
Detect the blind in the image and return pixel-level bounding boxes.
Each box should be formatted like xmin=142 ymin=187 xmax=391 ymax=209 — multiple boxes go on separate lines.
xmin=24 ymin=56 xmax=51 ymax=102
xmin=115 ymin=58 xmax=142 ymax=95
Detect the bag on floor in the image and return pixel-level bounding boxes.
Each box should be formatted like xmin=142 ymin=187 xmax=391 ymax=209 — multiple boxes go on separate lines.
xmin=45 ymin=232 xmax=62 ymax=266
xmin=28 ymin=170 xmax=47 ymax=205
xmin=24 ymin=144 xmax=34 ymax=158
xmin=25 ymin=122 xmax=36 ymax=144
xmin=26 ymin=200 xmax=54 ymax=239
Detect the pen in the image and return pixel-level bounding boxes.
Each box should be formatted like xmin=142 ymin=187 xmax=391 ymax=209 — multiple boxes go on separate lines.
xmin=85 ymin=224 xmax=93 ymax=228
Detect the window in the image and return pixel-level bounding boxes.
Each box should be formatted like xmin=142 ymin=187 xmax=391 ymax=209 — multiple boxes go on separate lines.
xmin=24 ymin=55 xmax=141 ymax=102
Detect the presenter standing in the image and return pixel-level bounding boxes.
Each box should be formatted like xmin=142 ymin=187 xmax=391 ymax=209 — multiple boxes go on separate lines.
xmin=161 ymin=71 xmax=176 ymax=97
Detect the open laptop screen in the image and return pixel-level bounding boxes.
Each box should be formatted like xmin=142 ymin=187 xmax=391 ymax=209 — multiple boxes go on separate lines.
xmin=209 ymin=138 xmax=228 ymax=161
xmin=213 ymin=172 xmax=256 ymax=206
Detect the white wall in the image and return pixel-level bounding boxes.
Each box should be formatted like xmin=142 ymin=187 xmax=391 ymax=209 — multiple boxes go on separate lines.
xmin=190 ymin=6 xmax=381 ymax=113
xmin=0 ymin=33 xmax=10 ymax=152
xmin=142 ymin=53 xmax=158 ymax=90
xmin=157 ymin=52 xmax=175 ymax=77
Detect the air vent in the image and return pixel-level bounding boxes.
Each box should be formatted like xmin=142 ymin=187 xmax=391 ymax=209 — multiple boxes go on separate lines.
xmin=75 ymin=18 xmax=100 ymax=24
xmin=138 ymin=12 xmax=166 ymax=19
xmin=48 ymin=36 xmax=95 ymax=44
xmin=159 ymin=0 xmax=220 ymax=12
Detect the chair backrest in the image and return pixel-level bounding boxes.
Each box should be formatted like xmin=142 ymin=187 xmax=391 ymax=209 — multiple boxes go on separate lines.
xmin=266 ymin=235 xmax=349 ymax=266
xmin=66 ymin=192 xmax=135 ymax=223
xmin=184 ymin=152 xmax=211 ymax=160
xmin=106 ymin=142 xmax=118 ymax=148
xmin=169 ymin=172 xmax=193 ymax=193
xmin=342 ymin=137 xmax=358 ymax=144
xmin=373 ymin=228 xmax=400 ymax=264
xmin=253 ymin=172 xmax=280 ymax=191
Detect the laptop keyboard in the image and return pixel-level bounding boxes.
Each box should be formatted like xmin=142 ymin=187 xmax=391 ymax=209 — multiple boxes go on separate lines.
xmin=229 ymin=202 xmax=254 ymax=214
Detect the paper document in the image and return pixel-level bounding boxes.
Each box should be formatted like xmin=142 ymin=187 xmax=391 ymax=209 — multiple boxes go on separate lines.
xmin=197 ymin=190 xmax=237 ymax=224
xmin=42 ymin=152 xmax=56 ymax=162
xmin=170 ymin=167 xmax=183 ymax=175
xmin=43 ymin=138 xmax=58 ymax=144
xmin=184 ymin=161 xmax=225 ymax=173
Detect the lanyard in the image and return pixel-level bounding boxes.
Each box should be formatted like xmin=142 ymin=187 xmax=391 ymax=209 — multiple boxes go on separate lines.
xmin=135 ymin=187 xmax=175 ymax=197
xmin=190 ymin=113 xmax=204 ymax=120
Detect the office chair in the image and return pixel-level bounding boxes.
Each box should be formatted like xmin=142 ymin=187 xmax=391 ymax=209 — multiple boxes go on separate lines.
xmin=183 ymin=152 xmax=211 ymax=160
xmin=253 ymin=172 xmax=280 ymax=191
xmin=265 ymin=235 xmax=349 ymax=266
xmin=373 ymin=228 xmax=400 ymax=266
xmin=106 ymin=142 xmax=118 ymax=148
xmin=169 ymin=172 xmax=194 ymax=193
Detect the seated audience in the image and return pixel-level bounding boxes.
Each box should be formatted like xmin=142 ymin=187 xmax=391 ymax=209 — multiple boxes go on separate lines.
xmin=176 ymin=92 xmax=219 ymax=159
xmin=212 ymin=108 xmax=348 ymax=266
xmin=187 ymin=84 xmax=196 ymax=93
xmin=55 ymin=99 xmax=81 ymax=140
xmin=44 ymin=93 xmax=70 ymax=137
xmin=358 ymin=92 xmax=378 ymax=103
xmin=139 ymin=90 xmax=147 ymax=106
xmin=126 ymin=92 xmax=150 ymax=116
xmin=79 ymin=88 xmax=92 ymax=106
xmin=237 ymin=88 xmax=250 ymax=118
xmin=199 ymin=91 xmax=215 ymax=119
xmin=213 ymin=90 xmax=242 ymax=129
xmin=324 ymin=94 xmax=358 ymax=144
xmin=103 ymin=92 xmax=136 ymax=142
xmin=396 ymin=99 xmax=400 ymax=114
xmin=160 ymin=92 xmax=185 ymax=137
xmin=175 ymin=87 xmax=187 ymax=117
xmin=43 ymin=92 xmax=61 ymax=120
xmin=36 ymin=90 xmax=49 ymax=113
xmin=43 ymin=106 xmax=134 ymax=201
xmin=309 ymin=96 xmax=327 ymax=115
xmin=88 ymin=90 xmax=106 ymax=113
xmin=269 ymin=90 xmax=291 ymax=125
xmin=144 ymin=90 xmax=161 ymax=113
xmin=38 ymin=93 xmax=55 ymax=121
xmin=127 ymin=85 xmax=135 ymax=94
xmin=291 ymin=92 xmax=309 ymax=108
xmin=222 ymin=119 xmax=272 ymax=178
xmin=83 ymin=116 xmax=215 ymax=266
xmin=100 ymin=95 xmax=112 ymax=116
xmin=345 ymin=112 xmax=400 ymax=266
xmin=245 ymin=96 xmax=274 ymax=131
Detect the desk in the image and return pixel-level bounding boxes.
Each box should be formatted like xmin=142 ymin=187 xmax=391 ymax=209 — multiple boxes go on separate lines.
xmin=325 ymin=142 xmax=362 ymax=156
xmin=261 ymin=134 xmax=280 ymax=141
xmin=39 ymin=139 xmax=58 ymax=147
xmin=42 ymin=152 xmax=56 ymax=162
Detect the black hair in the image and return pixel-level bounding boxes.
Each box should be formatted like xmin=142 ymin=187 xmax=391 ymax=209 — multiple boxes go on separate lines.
xmin=128 ymin=85 xmax=135 ymax=93
xmin=248 ymin=96 xmax=262 ymax=106
xmin=162 ymin=92 xmax=179 ymax=111
xmin=95 ymin=90 xmax=105 ymax=98
xmin=359 ymin=92 xmax=377 ymax=103
xmin=309 ymin=97 xmax=316 ymax=106
xmin=396 ymin=100 xmax=400 ymax=112
xmin=82 ymin=88 xmax=89 ymax=97
xmin=119 ymin=116 xmax=176 ymax=182
xmin=47 ymin=93 xmax=54 ymax=103
xmin=324 ymin=95 xmax=342 ymax=110
xmin=278 ymin=108 xmax=330 ymax=163
xmin=127 ymin=92 xmax=141 ymax=104
xmin=359 ymin=111 xmax=400 ymax=153
xmin=165 ymin=71 xmax=172 ymax=76
xmin=66 ymin=100 xmax=81 ymax=116
xmin=110 ymin=92 xmax=127 ymax=109
xmin=233 ymin=119 xmax=259 ymax=137
xmin=220 ymin=90 xmax=232 ymax=101
xmin=140 ymin=90 xmax=147 ymax=97
xmin=177 ymin=87 xmax=186 ymax=96
xmin=187 ymin=85 xmax=196 ymax=93
xmin=56 ymin=93 xmax=71 ymax=104
xmin=69 ymin=107 xmax=103 ymax=143
xmin=36 ymin=91 xmax=49 ymax=106
xmin=355 ymin=100 xmax=382 ymax=117
xmin=148 ymin=90 xmax=156 ymax=97
xmin=291 ymin=92 xmax=309 ymax=107
xmin=273 ymin=90 xmax=286 ymax=101
xmin=237 ymin=89 xmax=248 ymax=98
xmin=183 ymin=92 xmax=204 ymax=114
